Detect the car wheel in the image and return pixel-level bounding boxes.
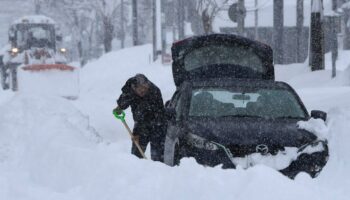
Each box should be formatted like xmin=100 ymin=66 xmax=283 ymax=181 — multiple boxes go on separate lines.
xmin=0 ymin=65 xmax=9 ymax=90
xmin=10 ymin=67 xmax=18 ymax=91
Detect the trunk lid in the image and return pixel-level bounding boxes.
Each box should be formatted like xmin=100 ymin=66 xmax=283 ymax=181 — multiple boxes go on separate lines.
xmin=171 ymin=34 xmax=274 ymax=87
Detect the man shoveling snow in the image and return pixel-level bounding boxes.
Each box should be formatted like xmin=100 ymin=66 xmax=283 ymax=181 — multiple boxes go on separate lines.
xmin=114 ymin=74 xmax=166 ymax=162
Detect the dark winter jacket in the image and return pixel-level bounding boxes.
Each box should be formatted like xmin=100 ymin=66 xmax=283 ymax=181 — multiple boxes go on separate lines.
xmin=117 ymin=75 xmax=166 ymax=126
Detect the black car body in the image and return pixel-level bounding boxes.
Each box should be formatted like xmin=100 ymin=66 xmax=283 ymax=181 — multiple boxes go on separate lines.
xmin=164 ymin=34 xmax=328 ymax=178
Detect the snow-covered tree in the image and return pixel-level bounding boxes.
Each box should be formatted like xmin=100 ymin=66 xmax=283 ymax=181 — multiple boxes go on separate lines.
xmin=38 ymin=0 xmax=97 ymax=65
xmin=193 ymin=0 xmax=229 ymax=34
xmin=37 ymin=0 xmax=129 ymax=64
xmin=92 ymin=0 xmax=128 ymax=53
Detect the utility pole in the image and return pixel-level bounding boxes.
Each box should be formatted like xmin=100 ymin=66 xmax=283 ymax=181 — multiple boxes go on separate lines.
xmin=34 ymin=0 xmax=41 ymax=14
xmin=309 ymin=0 xmax=325 ymax=71
xmin=332 ymin=0 xmax=337 ymax=10
xmin=331 ymin=0 xmax=339 ymax=77
xmin=237 ymin=0 xmax=246 ymax=36
xmin=132 ymin=0 xmax=138 ymax=46
xmin=177 ymin=0 xmax=185 ymax=39
xmin=152 ymin=0 xmax=157 ymax=61
xmin=160 ymin=1 xmax=167 ymax=62
xmin=296 ymin=0 xmax=304 ymax=63
xmin=158 ymin=0 xmax=166 ymax=61
xmin=161 ymin=12 xmax=167 ymax=63
xmin=254 ymin=0 xmax=258 ymax=39
xmin=120 ymin=0 xmax=125 ymax=49
xmin=273 ymin=0 xmax=284 ymax=64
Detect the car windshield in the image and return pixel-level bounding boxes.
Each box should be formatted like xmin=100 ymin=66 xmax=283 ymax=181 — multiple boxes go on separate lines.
xmin=183 ymin=45 xmax=264 ymax=72
xmin=189 ymin=88 xmax=306 ymax=119
xmin=16 ymin=24 xmax=54 ymax=48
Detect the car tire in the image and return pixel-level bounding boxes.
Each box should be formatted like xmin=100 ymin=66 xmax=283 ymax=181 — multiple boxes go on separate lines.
xmin=9 ymin=67 xmax=18 ymax=91
xmin=0 ymin=65 xmax=9 ymax=90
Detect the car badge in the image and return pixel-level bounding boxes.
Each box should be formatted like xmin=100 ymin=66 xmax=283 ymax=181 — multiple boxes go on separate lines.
xmin=256 ymin=144 xmax=269 ymax=155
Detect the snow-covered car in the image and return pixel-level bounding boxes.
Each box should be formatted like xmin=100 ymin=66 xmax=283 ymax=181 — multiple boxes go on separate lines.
xmin=164 ymin=79 xmax=329 ymax=178
xmin=164 ymin=34 xmax=329 ymax=178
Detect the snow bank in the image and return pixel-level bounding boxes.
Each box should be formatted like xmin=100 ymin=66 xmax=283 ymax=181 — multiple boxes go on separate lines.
xmin=0 ymin=93 xmax=328 ymax=200
xmin=298 ymin=118 xmax=329 ymax=140
xmin=275 ymin=51 xmax=350 ymax=89
xmin=0 ymin=94 xmax=100 ymax=163
xmin=77 ymin=44 xmax=175 ymax=141
xmin=0 ymin=88 xmax=13 ymax=105
xmin=0 ymin=93 xmax=101 ymax=197
xmin=274 ymin=50 xmax=350 ymax=112
xmin=18 ymin=67 xmax=80 ymax=99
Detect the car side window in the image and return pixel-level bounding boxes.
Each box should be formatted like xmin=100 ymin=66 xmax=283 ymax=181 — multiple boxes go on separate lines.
xmin=167 ymin=90 xmax=180 ymax=108
xmin=167 ymin=89 xmax=185 ymax=121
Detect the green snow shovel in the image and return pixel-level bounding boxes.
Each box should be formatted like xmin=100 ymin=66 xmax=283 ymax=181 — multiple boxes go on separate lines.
xmin=113 ymin=110 xmax=148 ymax=159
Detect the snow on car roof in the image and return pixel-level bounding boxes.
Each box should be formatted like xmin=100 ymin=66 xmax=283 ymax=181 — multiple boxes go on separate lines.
xmin=12 ymin=15 xmax=56 ymax=25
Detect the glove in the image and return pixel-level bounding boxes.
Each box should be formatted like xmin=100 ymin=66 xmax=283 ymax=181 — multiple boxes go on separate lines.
xmin=113 ymin=107 xmax=123 ymax=115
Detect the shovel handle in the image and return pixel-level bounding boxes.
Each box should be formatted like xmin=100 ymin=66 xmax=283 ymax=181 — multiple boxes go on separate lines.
xmin=113 ymin=110 xmax=148 ymax=159
xmin=120 ymin=120 xmax=148 ymax=159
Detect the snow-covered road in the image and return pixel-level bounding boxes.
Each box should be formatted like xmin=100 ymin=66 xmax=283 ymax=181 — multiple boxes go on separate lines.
xmin=1 ymin=45 xmax=350 ymax=200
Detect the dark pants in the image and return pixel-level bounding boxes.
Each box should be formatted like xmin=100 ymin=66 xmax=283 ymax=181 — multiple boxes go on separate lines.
xmin=132 ymin=122 xmax=166 ymax=162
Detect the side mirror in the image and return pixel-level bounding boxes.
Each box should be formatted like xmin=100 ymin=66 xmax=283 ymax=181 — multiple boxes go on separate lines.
xmin=311 ymin=110 xmax=327 ymax=121
xmin=165 ymin=107 xmax=176 ymax=122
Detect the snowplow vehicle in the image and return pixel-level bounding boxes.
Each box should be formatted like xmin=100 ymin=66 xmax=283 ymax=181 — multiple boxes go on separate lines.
xmin=164 ymin=34 xmax=329 ymax=178
xmin=0 ymin=15 xmax=78 ymax=98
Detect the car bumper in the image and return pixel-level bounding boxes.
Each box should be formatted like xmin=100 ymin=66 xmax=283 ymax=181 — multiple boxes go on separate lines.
xmin=185 ymin=140 xmax=329 ymax=178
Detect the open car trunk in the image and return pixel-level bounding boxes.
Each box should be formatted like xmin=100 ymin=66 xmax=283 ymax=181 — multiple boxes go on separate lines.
xmin=171 ymin=34 xmax=274 ymax=87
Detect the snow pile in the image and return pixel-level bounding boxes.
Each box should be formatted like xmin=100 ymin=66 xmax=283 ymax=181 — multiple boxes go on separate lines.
xmin=0 ymin=88 xmax=13 ymax=105
xmin=77 ymin=44 xmax=175 ymax=141
xmin=275 ymin=50 xmax=350 ymax=112
xmin=0 ymin=94 xmax=100 ymax=163
xmin=18 ymin=67 xmax=80 ymax=99
xmin=232 ymin=142 xmax=326 ymax=171
xmin=0 ymin=93 xmax=324 ymax=200
xmin=276 ymin=50 xmax=350 ymax=89
xmin=0 ymin=93 xmax=101 ymax=199
xmin=297 ymin=118 xmax=329 ymax=140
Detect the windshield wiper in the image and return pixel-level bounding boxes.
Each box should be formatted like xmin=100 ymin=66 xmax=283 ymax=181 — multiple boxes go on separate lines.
xmin=273 ymin=116 xmax=305 ymax=120
xmin=217 ymin=115 xmax=265 ymax=118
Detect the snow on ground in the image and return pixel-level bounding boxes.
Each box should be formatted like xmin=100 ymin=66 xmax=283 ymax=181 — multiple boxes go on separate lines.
xmin=1 ymin=45 xmax=350 ymax=199
xmin=76 ymin=44 xmax=175 ymax=141
xmin=18 ymin=67 xmax=80 ymax=99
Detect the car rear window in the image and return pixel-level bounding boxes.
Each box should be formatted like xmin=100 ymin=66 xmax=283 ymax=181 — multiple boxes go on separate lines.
xmin=189 ymin=88 xmax=306 ymax=119
xmin=184 ymin=45 xmax=264 ymax=72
